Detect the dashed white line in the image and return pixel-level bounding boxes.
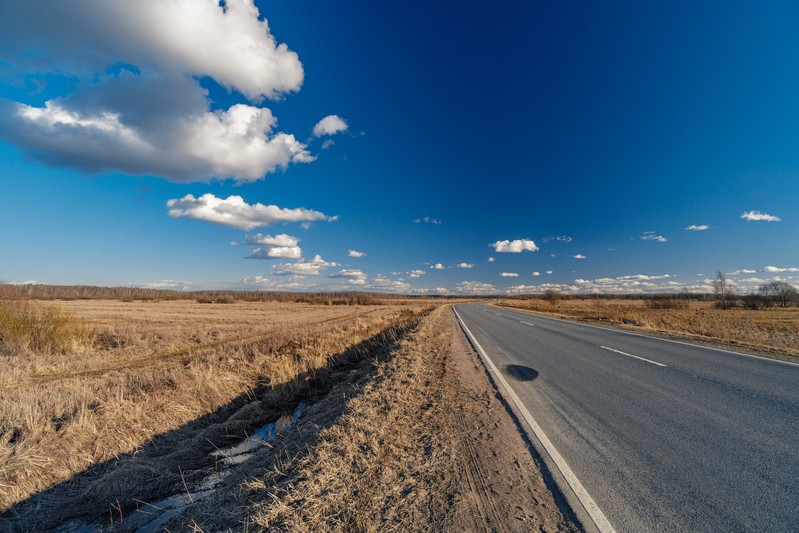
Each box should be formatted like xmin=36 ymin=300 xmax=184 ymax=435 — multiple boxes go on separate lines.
xmin=600 ymin=346 xmax=667 ymax=367
xmin=520 ymin=321 xmax=535 ymax=327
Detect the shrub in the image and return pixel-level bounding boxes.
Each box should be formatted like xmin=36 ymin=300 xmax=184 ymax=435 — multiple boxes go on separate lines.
xmin=0 ymin=299 xmax=93 ymax=354
xmin=646 ymin=298 xmax=689 ymax=310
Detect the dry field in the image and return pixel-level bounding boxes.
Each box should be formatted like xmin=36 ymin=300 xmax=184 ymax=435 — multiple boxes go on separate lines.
xmin=0 ymin=297 xmax=435 ymax=517
xmin=496 ymin=298 xmax=799 ymax=357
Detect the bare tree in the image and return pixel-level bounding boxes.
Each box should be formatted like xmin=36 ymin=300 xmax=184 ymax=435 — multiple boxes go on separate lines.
xmin=759 ymin=281 xmax=799 ymax=308
xmin=712 ymin=270 xmax=735 ymax=309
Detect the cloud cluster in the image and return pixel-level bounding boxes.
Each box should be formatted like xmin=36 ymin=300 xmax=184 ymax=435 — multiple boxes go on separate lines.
xmin=490 ymin=239 xmax=538 ymax=253
xmin=167 ymin=194 xmax=335 ymax=230
xmin=685 ymin=225 xmax=711 ymax=231
xmin=542 ymin=235 xmax=573 ymax=243
xmin=0 ymin=0 xmax=335 ymax=182
xmin=328 ymin=269 xmax=368 ymax=285
xmin=741 ymin=211 xmax=781 ymax=222
xmin=498 ymin=272 xmax=519 ymax=277
xmin=430 ymin=263 xmax=445 ymax=270
xmin=273 ymin=255 xmax=338 ymax=276
xmin=414 ymin=217 xmax=442 ymax=225
xmin=640 ymin=232 xmax=667 ymax=243
xmin=408 ymin=270 xmax=426 ymax=278
xmin=454 ymin=281 xmax=497 ymax=295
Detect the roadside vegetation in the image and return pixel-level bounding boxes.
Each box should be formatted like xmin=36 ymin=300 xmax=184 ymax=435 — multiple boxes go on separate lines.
xmin=497 ymin=292 xmax=799 ymax=357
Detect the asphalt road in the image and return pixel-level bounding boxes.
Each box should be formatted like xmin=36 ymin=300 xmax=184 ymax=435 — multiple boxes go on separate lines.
xmin=454 ymin=302 xmax=799 ymax=532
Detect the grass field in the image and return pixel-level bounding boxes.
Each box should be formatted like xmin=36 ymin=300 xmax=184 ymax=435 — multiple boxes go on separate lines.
xmin=496 ymin=298 xmax=799 ymax=357
xmin=0 ymin=297 xmax=436 ymax=514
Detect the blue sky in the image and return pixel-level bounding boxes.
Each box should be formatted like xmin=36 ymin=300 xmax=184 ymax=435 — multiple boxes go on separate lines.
xmin=0 ymin=0 xmax=797 ymax=294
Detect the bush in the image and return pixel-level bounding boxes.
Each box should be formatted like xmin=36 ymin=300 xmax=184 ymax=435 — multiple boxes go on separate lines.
xmin=0 ymin=299 xmax=93 ymax=354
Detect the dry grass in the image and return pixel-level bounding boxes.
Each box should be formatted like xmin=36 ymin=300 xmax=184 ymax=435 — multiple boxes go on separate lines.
xmin=0 ymin=299 xmax=93 ymax=356
xmin=172 ymin=305 xmax=460 ymax=532
xmin=497 ymin=298 xmax=799 ymax=357
xmin=0 ymin=298 xmax=438 ymax=513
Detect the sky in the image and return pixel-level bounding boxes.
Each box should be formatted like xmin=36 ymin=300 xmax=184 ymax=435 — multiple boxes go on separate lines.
xmin=0 ymin=0 xmax=798 ymax=295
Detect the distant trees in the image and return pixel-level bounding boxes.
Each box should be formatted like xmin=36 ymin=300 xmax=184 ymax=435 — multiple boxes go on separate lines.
xmin=542 ymin=289 xmax=561 ymax=306
xmin=712 ymin=271 xmax=735 ymax=309
xmin=759 ymin=281 xmax=799 ymax=308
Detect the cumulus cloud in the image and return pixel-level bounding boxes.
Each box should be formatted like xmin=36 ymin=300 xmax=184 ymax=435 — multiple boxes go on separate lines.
xmin=247 ymin=246 xmax=302 ymax=260
xmin=408 ymin=270 xmax=426 ymax=278
xmin=454 ymin=281 xmax=497 ymax=295
xmin=139 ymin=279 xmax=192 ymax=291
xmin=490 ymin=239 xmax=538 ymax=253
xmin=414 ymin=217 xmax=442 ymax=225
xmin=531 ymin=272 xmax=541 ymax=277
xmin=741 ymin=211 xmax=781 ymax=222
xmin=640 ymin=232 xmax=668 ymax=243
xmin=312 ymin=115 xmax=348 ymax=137
xmin=498 ymin=272 xmax=519 ymax=277
xmin=167 ymin=193 xmax=334 ymax=230
xmin=364 ymin=275 xmax=411 ymax=293
xmin=430 ymin=263 xmax=445 ymax=270
xmin=572 ymin=254 xmax=587 ymax=259
xmin=455 ymin=263 xmax=474 ymax=269
xmin=348 ymin=250 xmax=365 ymax=258
xmin=728 ymin=269 xmax=756 ymax=275
xmin=685 ymin=225 xmax=711 ymax=231
xmin=487 ymin=257 xmax=496 ymax=263
xmin=273 ymin=255 xmax=338 ymax=276
xmin=763 ymin=266 xmax=799 ymax=273
xmin=328 ymin=269 xmax=368 ymax=285
xmin=546 ymin=270 xmax=553 ymax=275
xmin=234 ymin=233 xmax=299 ymax=247
xmin=0 ymin=0 xmax=331 ymax=182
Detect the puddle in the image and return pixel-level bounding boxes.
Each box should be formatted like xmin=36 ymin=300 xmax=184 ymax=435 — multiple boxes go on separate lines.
xmin=61 ymin=402 xmax=305 ymax=532
xmin=505 ymin=364 xmax=539 ymax=381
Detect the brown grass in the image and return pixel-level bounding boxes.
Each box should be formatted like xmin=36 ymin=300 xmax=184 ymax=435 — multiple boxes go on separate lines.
xmin=496 ymin=298 xmax=799 ymax=357
xmin=0 ymin=298 xmax=439 ymax=513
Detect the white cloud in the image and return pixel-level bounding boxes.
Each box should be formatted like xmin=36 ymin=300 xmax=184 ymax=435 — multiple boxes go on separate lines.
xmin=235 ymin=233 xmax=299 ymax=247
xmin=414 ymin=217 xmax=442 ymax=225
xmin=616 ymin=274 xmax=672 ymax=281
xmin=248 ymin=245 xmax=302 ymax=260
xmin=531 ymin=272 xmax=541 ymax=277
xmin=364 ymin=275 xmax=410 ymax=293
xmin=454 ymin=281 xmax=497 ymax=295
xmin=546 ymin=270 xmax=553 ymax=275
xmin=434 ymin=287 xmax=448 ymax=294
xmin=487 ymin=257 xmax=496 ymax=263
xmin=455 ymin=263 xmax=474 ymax=269
xmin=167 ymin=193 xmax=334 ymax=230
xmin=728 ymin=269 xmax=756 ymax=275
xmin=430 ymin=263 xmax=445 ymax=270
xmin=640 ymin=232 xmax=668 ymax=243
xmin=273 ymin=255 xmax=338 ymax=276
xmin=348 ymin=250 xmax=365 ymax=258
xmin=763 ymin=266 xmax=799 ymax=273
xmin=499 ymin=272 xmax=519 ymax=277
xmin=0 ymin=1 xmax=320 ymax=182
xmin=312 ymin=115 xmax=348 ymax=137
xmin=741 ymin=210 xmax=781 ymax=222
xmin=685 ymin=225 xmax=711 ymax=231
xmin=139 ymin=279 xmax=193 ymax=291
xmin=490 ymin=239 xmax=538 ymax=253
xmin=328 ymin=269 xmax=368 ymax=285
xmin=408 ymin=270 xmax=426 ymax=278
xmin=572 ymin=254 xmax=587 ymax=259
xmin=542 ymin=235 xmax=573 ymax=243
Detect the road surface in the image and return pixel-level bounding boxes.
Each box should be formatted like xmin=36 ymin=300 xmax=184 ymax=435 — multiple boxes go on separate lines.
xmin=454 ymin=302 xmax=799 ymax=532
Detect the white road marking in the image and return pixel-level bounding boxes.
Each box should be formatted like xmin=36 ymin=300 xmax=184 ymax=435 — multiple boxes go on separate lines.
xmin=600 ymin=346 xmax=667 ymax=367
xmin=453 ymin=307 xmax=616 ymax=533
xmin=520 ymin=321 xmax=536 ymax=327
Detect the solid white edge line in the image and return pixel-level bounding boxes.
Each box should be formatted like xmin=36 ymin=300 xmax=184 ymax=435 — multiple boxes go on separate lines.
xmin=600 ymin=346 xmax=667 ymax=367
xmin=492 ymin=304 xmax=799 ymax=368
xmin=453 ymin=306 xmax=616 ymax=533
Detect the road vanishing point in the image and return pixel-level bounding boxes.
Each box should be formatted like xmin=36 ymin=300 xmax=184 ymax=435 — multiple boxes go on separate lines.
xmin=454 ymin=302 xmax=799 ymax=532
